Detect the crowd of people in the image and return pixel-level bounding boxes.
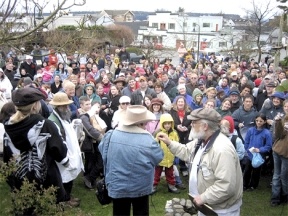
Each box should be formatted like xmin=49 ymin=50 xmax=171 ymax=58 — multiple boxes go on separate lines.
xmin=0 ymin=44 xmax=287 ymax=215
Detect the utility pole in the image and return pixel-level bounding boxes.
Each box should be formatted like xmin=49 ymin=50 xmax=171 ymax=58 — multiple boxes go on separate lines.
xmin=274 ymin=13 xmax=283 ymax=68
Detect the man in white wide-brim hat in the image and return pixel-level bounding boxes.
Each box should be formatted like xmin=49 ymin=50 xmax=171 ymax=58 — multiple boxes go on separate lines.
xmin=98 ymin=105 xmax=164 ymax=215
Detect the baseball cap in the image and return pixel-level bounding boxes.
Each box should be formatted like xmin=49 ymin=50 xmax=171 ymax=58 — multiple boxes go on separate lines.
xmin=264 ymin=75 xmax=271 ymax=80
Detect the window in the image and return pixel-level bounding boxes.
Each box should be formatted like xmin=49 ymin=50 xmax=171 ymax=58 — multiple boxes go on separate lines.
xmin=126 ymin=15 xmax=132 ymax=22
xmin=219 ymin=42 xmax=227 ymax=47
xmin=203 ymin=23 xmax=210 ymax=28
xmin=168 ymin=23 xmax=175 ymax=30
xmin=152 ymin=23 xmax=158 ymax=28
xmin=183 ymin=22 xmax=187 ymax=27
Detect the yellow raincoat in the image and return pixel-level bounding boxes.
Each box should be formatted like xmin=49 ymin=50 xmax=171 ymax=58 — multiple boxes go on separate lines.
xmin=155 ymin=113 xmax=179 ymax=168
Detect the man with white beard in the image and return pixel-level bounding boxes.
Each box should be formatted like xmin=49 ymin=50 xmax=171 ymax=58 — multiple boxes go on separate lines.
xmin=158 ymin=108 xmax=243 ymax=216
xmin=49 ymin=92 xmax=84 ymax=207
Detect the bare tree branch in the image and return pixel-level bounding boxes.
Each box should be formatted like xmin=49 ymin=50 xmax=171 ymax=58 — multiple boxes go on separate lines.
xmin=0 ymin=0 xmax=86 ymax=45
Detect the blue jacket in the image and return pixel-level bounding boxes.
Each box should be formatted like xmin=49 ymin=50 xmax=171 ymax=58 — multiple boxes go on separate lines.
xmin=173 ymin=94 xmax=193 ymax=110
xmin=202 ymin=96 xmax=221 ymax=108
xmin=98 ymin=126 xmax=163 ymax=198
xmin=190 ymin=98 xmax=203 ymax=110
xmin=244 ymin=127 xmax=272 ymax=160
xmin=69 ymin=95 xmax=80 ymax=120
xmin=216 ymin=85 xmax=230 ymax=97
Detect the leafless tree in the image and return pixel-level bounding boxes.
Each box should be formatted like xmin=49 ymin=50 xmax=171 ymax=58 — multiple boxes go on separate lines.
xmin=242 ymin=0 xmax=277 ymax=62
xmin=0 ymin=0 xmax=86 ymax=48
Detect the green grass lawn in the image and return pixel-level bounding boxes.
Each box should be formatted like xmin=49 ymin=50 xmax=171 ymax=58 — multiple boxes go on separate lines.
xmin=0 ymin=174 xmax=287 ymax=216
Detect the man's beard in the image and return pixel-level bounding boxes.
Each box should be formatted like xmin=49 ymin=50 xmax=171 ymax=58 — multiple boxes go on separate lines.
xmin=189 ymin=127 xmax=206 ymax=140
xmin=55 ymin=107 xmax=72 ymax=121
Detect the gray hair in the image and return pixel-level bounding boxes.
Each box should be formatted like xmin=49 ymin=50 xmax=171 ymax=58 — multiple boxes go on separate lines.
xmin=200 ymin=119 xmax=220 ymax=132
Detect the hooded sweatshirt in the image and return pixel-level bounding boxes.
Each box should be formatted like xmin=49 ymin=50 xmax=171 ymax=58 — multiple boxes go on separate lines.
xmin=155 ymin=113 xmax=179 ymax=168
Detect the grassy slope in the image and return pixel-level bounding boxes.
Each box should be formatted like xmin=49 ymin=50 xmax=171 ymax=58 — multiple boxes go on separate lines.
xmin=0 ymin=175 xmax=287 ymax=216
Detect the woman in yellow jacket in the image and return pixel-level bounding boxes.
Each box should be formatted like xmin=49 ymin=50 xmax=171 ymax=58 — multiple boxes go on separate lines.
xmin=153 ymin=113 xmax=180 ymax=194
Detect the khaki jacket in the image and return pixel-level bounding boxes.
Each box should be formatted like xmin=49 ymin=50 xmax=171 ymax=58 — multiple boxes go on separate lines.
xmin=169 ymin=130 xmax=243 ymax=210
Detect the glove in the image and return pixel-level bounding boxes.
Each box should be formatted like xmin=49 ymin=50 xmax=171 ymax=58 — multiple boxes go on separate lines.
xmin=79 ymin=131 xmax=85 ymax=143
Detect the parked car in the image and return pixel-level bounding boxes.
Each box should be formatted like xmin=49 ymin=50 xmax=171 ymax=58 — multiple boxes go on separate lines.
xmin=130 ymin=40 xmax=143 ymax=48
xmin=130 ymin=52 xmax=144 ymax=64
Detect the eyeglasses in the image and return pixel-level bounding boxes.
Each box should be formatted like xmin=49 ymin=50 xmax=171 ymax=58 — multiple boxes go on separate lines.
xmin=121 ymin=102 xmax=130 ymax=105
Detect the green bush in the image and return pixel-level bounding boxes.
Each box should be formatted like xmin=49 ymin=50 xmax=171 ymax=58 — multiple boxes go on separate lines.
xmin=0 ymin=160 xmax=62 ymax=215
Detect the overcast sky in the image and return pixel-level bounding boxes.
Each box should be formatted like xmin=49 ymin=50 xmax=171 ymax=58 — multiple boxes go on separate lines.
xmin=61 ymin=0 xmax=282 ymax=17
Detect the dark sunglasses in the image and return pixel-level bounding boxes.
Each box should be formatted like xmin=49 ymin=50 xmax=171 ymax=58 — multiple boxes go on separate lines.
xmin=121 ymin=102 xmax=130 ymax=105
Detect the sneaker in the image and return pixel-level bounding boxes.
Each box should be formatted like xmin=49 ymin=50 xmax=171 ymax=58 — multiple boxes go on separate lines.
xmin=176 ymin=183 xmax=186 ymax=189
xmin=168 ymin=184 xmax=180 ymax=194
xmin=83 ymin=176 xmax=93 ymax=189
xmin=182 ymin=171 xmax=189 ymax=177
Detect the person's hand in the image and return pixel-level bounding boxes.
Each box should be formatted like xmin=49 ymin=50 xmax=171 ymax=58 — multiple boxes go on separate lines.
xmin=239 ymin=122 xmax=244 ymax=128
xmin=97 ymin=134 xmax=103 ymax=142
xmin=157 ymin=132 xmax=171 ymax=146
xmin=193 ymin=195 xmax=204 ymax=206
xmin=79 ymin=131 xmax=85 ymax=143
xmin=267 ymin=119 xmax=274 ymax=125
xmin=177 ymin=125 xmax=184 ymax=131
xmin=274 ymin=113 xmax=283 ymax=121
xmin=254 ymin=148 xmax=260 ymax=153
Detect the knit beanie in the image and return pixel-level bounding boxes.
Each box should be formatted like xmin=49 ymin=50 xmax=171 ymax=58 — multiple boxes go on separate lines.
xmin=223 ymin=116 xmax=234 ymax=134
xmin=192 ymin=88 xmax=203 ymax=100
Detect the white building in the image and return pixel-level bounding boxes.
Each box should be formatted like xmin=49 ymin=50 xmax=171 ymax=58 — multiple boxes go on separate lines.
xmin=137 ymin=11 xmax=245 ymax=52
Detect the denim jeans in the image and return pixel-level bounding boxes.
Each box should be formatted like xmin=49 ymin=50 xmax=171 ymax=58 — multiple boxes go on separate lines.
xmin=271 ymin=152 xmax=288 ymax=203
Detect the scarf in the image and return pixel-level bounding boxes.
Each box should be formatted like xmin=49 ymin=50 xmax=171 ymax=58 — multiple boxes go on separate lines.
xmin=178 ymin=110 xmax=185 ymax=120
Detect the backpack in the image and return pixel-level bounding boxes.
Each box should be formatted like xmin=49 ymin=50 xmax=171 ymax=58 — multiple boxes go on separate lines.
xmin=230 ymin=135 xmax=238 ymax=149
xmin=4 ymin=120 xmax=51 ymax=188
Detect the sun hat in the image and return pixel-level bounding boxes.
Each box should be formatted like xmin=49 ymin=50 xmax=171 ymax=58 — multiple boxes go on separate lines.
xmin=113 ymin=78 xmax=126 ymax=85
xmin=49 ymin=92 xmax=73 ymax=106
xmin=118 ymin=105 xmax=155 ymax=126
